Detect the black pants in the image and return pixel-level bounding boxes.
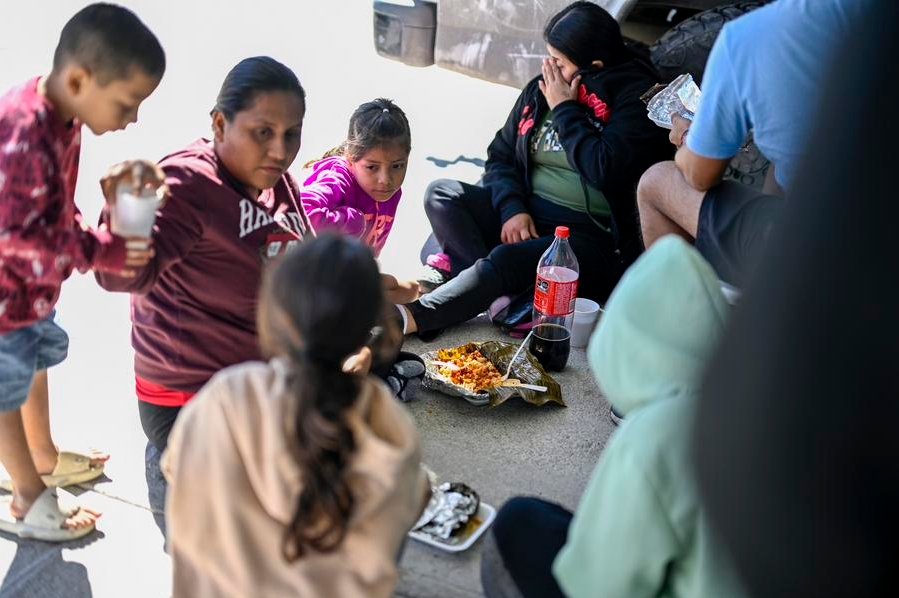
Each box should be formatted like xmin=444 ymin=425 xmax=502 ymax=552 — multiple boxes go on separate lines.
xmin=695 ymin=180 xmax=783 ymax=288
xmin=412 ymin=178 xmax=622 ymax=333
xmin=485 ymin=496 xmax=572 ymax=598
xmin=424 ymin=179 xmax=502 ymax=275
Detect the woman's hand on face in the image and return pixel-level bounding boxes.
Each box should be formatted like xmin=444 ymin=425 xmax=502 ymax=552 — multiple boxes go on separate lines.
xmin=101 ymin=159 xmax=169 ymax=207
xmin=501 ymin=213 xmax=539 ymax=244
xmin=539 ymin=58 xmax=580 ymax=110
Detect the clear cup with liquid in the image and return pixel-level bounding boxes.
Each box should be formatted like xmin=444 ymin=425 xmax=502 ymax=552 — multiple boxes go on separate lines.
xmin=110 ymin=181 xmax=162 ymax=238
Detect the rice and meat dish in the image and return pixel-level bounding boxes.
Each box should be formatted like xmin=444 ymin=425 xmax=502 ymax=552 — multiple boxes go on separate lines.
xmin=435 ymin=346 xmax=504 ymax=392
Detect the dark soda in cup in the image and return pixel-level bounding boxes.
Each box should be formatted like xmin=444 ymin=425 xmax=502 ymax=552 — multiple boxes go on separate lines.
xmin=528 ymin=323 xmax=571 ymax=372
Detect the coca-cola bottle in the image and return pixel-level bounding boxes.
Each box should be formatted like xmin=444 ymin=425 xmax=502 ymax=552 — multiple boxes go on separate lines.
xmin=530 ymin=226 xmax=578 ymax=371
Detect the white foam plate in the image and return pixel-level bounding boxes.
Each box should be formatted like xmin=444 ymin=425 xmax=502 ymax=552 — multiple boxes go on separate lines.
xmin=408 ymin=502 xmax=496 ymax=553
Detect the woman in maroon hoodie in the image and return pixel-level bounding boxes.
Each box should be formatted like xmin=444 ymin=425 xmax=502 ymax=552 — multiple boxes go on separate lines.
xmin=96 ymin=56 xmax=313 ymax=535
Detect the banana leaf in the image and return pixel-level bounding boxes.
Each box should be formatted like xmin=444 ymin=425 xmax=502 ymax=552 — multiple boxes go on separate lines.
xmin=421 ymin=341 xmax=565 ymax=408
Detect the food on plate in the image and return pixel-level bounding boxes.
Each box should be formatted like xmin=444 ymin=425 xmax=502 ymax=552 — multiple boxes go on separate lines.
xmin=434 ymin=345 xmax=504 ymax=392
xmin=422 ymin=341 xmax=566 ymax=408
xmin=413 ymin=482 xmax=481 ymax=542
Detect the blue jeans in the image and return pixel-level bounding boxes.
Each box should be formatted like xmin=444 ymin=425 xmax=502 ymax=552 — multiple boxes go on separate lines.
xmin=0 ymin=311 xmax=69 ymax=411
xmin=138 ymin=398 xmax=183 ymax=543
xmin=145 ymin=441 xmax=168 ymax=541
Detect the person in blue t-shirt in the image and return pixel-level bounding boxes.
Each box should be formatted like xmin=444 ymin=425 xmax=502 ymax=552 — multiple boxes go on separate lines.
xmin=636 ymin=0 xmax=870 ymax=288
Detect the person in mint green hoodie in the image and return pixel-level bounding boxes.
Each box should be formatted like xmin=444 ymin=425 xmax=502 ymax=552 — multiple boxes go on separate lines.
xmin=481 ymin=235 xmax=746 ymax=598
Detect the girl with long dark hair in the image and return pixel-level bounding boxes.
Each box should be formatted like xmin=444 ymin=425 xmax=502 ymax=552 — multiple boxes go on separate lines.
xmin=162 ymin=234 xmax=429 ymax=598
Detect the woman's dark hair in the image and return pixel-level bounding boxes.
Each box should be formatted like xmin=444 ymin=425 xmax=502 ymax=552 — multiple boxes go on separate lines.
xmin=212 ymin=56 xmax=305 ymax=121
xmin=543 ymin=1 xmax=631 ymax=69
xmin=257 ymin=234 xmax=382 ymax=561
xmin=344 ymin=98 xmax=411 ymax=161
xmin=306 ymin=98 xmax=411 ymax=167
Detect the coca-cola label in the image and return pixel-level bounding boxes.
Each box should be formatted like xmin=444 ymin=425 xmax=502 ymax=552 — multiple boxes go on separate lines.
xmin=534 ymin=274 xmax=578 ymax=316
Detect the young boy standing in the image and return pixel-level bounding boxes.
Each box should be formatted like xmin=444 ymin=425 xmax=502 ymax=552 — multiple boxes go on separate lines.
xmin=0 ymin=3 xmax=166 ymax=542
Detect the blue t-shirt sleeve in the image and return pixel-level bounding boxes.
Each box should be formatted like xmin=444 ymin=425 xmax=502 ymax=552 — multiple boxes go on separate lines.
xmin=686 ymin=26 xmax=750 ymax=160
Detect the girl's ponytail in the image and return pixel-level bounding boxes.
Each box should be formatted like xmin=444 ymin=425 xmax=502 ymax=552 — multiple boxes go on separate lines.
xmin=257 ymin=234 xmax=382 ymax=561
xmin=282 ymin=347 xmax=358 ymax=559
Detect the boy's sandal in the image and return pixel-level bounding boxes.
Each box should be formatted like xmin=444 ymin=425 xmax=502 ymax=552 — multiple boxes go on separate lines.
xmin=0 ymin=450 xmax=105 ymax=492
xmin=0 ymin=487 xmax=96 ymax=542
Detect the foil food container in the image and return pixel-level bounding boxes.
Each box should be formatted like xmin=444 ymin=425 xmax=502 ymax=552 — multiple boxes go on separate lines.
xmin=421 ymin=341 xmax=565 ymax=408
xmin=646 ymin=73 xmax=702 ymax=129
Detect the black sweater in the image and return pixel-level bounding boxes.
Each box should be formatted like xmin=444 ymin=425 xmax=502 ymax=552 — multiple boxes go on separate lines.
xmin=482 ymin=60 xmax=672 ymax=264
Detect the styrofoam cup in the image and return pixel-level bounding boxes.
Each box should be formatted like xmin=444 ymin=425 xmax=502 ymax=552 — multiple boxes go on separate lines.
xmin=571 ymin=297 xmax=601 ymax=348
xmin=111 ymin=185 xmax=161 ymax=238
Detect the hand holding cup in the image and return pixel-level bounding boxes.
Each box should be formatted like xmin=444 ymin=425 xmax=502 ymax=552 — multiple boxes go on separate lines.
xmin=101 ymin=159 xmax=168 ymax=240
xmin=101 ymin=159 xmax=168 ymax=204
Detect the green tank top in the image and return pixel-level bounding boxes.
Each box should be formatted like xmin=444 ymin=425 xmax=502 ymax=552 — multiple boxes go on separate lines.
xmin=529 ymin=111 xmax=611 ymax=226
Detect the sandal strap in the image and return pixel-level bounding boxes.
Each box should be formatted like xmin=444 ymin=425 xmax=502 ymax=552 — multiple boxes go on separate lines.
xmin=22 ymin=488 xmax=68 ymax=529
xmin=51 ymin=451 xmax=94 ymax=477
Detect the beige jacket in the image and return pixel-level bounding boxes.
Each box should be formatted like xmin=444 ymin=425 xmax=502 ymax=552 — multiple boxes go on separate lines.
xmin=162 ymin=359 xmax=429 ymax=598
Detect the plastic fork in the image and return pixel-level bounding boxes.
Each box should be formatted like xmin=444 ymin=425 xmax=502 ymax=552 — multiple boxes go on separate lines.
xmin=502 ymin=329 xmax=534 ymax=380
xmin=499 ymin=379 xmax=547 ymax=392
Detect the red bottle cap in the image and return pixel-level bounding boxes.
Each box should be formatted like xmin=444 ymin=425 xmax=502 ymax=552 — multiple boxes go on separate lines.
xmin=555 ymin=226 xmax=570 ymax=238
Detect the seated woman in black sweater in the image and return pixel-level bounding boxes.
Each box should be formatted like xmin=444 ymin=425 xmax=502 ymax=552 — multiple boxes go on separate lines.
xmin=405 ymin=1 xmax=671 ymax=337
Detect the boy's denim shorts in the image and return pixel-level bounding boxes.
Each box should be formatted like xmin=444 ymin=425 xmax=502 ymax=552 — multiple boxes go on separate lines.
xmin=0 ymin=311 xmax=69 ymax=411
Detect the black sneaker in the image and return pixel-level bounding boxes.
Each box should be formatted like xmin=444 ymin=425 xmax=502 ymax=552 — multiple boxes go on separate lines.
xmin=610 ymin=406 xmax=625 ymax=426
xmin=418 ymin=253 xmax=452 ymax=294
xmin=417 ymin=264 xmax=451 ymax=294
xmin=385 ymin=352 xmax=426 ymax=402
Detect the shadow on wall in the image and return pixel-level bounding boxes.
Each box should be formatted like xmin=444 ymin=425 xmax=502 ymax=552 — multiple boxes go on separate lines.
xmin=0 ymin=530 xmax=102 ymax=598
xmin=426 ymin=155 xmax=486 ymax=168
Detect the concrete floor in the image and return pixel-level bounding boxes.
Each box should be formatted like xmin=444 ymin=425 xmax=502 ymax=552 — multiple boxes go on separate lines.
xmin=0 ymin=317 xmax=613 ymax=598
xmin=0 ymin=2 xmax=615 ymax=596
xmin=396 ymin=321 xmax=613 ymax=598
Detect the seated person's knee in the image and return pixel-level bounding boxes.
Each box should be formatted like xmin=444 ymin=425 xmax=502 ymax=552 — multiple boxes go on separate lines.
xmin=637 ymin=160 xmax=678 ymax=209
xmin=493 ymin=496 xmax=545 ymax=543
xmin=424 ymin=178 xmax=460 ymax=212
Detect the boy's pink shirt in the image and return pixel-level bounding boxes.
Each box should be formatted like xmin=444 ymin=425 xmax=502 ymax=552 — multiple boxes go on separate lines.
xmin=0 ymin=77 xmax=126 ymax=333
xmin=300 ymin=156 xmax=401 ymax=257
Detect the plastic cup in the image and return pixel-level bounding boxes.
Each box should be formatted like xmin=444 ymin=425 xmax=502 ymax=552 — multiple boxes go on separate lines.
xmin=110 ymin=183 xmax=162 ymax=238
xmin=570 ymin=298 xmax=601 ymax=349
xmin=528 ymin=323 xmax=571 ymax=372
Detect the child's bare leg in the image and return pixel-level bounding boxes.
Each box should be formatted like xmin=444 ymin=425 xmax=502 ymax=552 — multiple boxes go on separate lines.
xmin=0 ymin=409 xmax=46 ymax=514
xmin=398 ymin=305 xmax=418 ymax=334
xmin=381 ymin=273 xmax=420 ymax=304
xmin=385 ymin=280 xmax=420 ymax=304
xmin=21 ymin=370 xmax=108 ymax=474
xmin=2 ymin=390 xmax=100 ymax=529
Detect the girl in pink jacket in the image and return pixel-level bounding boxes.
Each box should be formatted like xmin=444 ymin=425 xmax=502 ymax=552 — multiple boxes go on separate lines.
xmin=301 ymin=98 xmax=410 ymax=258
